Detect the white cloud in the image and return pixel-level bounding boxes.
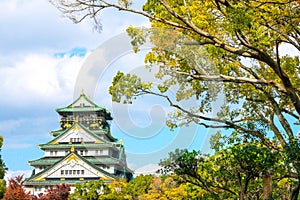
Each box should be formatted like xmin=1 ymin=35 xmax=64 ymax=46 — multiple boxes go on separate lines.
xmin=4 ymin=170 xmax=31 ymax=182
xmin=134 ymin=163 xmax=160 ymax=176
xmin=0 ymin=53 xmax=86 ymax=106
xmin=0 ymin=0 xmax=149 ymax=57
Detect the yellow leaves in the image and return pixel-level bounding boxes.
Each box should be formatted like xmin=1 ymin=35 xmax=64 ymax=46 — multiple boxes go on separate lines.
xmin=189 ymin=1 xmax=216 ymax=31
xmin=118 ymin=0 xmax=132 ymax=8
xmin=139 ymin=176 xmax=188 ymax=200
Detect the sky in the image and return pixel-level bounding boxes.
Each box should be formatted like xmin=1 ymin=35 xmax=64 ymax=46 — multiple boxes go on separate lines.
xmin=0 ymin=0 xmax=213 ymax=179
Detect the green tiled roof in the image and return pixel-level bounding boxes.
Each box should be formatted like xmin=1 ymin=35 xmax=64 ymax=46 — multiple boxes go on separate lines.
xmin=29 ymin=156 xmax=121 ymax=166
xmin=50 ymin=127 xmax=116 ymax=142
xmin=39 ymin=143 xmax=115 ymax=149
xmin=45 ymin=122 xmax=112 ymax=146
xmin=56 ymin=92 xmax=106 ymax=113
xmin=24 ymin=178 xmax=112 ymax=186
xmin=28 ymin=157 xmax=60 ymax=166
xmin=56 ymin=107 xmax=104 ymax=112
xmin=50 ymin=129 xmax=64 ymax=137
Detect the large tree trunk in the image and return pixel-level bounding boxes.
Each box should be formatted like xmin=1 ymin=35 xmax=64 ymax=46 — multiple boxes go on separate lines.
xmin=262 ymin=171 xmax=272 ymax=200
xmin=290 ymin=181 xmax=300 ymax=200
xmin=239 ymin=191 xmax=246 ymax=200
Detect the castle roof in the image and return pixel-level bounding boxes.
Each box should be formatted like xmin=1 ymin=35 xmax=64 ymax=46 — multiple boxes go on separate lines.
xmin=56 ymin=91 xmax=112 ymax=120
xmin=24 ymin=91 xmax=133 ymax=190
xmin=24 ymin=149 xmax=116 ymax=186
xmin=43 ymin=122 xmax=113 ymax=146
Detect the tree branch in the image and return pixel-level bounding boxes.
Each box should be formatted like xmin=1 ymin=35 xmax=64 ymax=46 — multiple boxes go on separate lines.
xmin=255 ymin=86 xmax=294 ymax=140
xmin=139 ymin=88 xmax=272 ymax=147
xmin=158 ymin=0 xmax=300 ymax=117
xmin=172 ymin=70 xmax=287 ymax=93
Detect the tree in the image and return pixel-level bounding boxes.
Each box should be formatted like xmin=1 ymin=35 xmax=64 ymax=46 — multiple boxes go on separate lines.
xmin=138 ymin=176 xmax=188 ymax=200
xmin=158 ymin=146 xmax=289 ymax=199
xmin=69 ymin=180 xmax=108 ymax=200
xmin=0 ymin=136 xmax=7 ymax=199
xmin=121 ymin=174 xmax=153 ymax=199
xmin=99 ymin=175 xmax=158 ymax=199
xmin=3 ymin=175 xmax=31 ymax=200
xmin=50 ymin=0 xmax=300 ymax=199
xmin=0 ymin=136 xmax=7 ymax=179
xmin=99 ymin=178 xmax=130 ymax=200
xmin=31 ymin=184 xmax=70 ymax=200
xmin=0 ymin=179 xmax=6 ymax=200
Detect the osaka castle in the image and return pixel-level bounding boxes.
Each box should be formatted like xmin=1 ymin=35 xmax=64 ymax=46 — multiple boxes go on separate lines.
xmin=24 ymin=91 xmax=133 ymax=194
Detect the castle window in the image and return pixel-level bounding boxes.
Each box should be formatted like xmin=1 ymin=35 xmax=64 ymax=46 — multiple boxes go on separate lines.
xmin=81 ymin=170 xmax=84 ymax=175
xmin=61 ymin=170 xmax=64 ymax=175
xmin=50 ymin=151 xmax=53 ymax=156
xmin=80 ymin=103 xmax=85 ymax=107
xmin=80 ymin=150 xmax=84 ymax=155
xmin=77 ymin=170 xmax=80 ymax=175
xmin=70 ymin=138 xmax=83 ymax=143
xmin=96 ymin=149 xmax=103 ymax=155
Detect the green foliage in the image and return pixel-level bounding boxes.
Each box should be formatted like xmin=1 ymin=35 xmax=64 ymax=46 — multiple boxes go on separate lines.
xmin=109 ymin=71 xmax=152 ymax=104
xmin=50 ymin=0 xmax=300 ymax=198
xmin=125 ymin=174 xmax=153 ymax=199
xmin=158 ymin=149 xmax=202 ymax=178
xmin=69 ymin=180 xmax=107 ymax=200
xmin=0 ymin=179 xmax=6 ymax=199
xmin=0 ymin=136 xmax=7 ymax=180
xmin=158 ymin=145 xmax=288 ymax=199
xmin=0 ymin=136 xmax=7 ymax=199
xmin=70 ymin=175 xmax=189 ymax=199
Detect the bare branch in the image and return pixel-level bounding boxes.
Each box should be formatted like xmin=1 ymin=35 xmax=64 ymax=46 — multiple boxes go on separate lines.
xmin=269 ymin=111 xmax=287 ymax=146
xmin=282 ymin=109 xmax=299 ymax=120
xmin=139 ymin=88 xmax=272 ymax=147
xmin=255 ymin=86 xmax=294 ymax=140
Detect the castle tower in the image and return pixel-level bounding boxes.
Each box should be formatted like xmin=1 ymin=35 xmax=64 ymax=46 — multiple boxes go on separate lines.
xmin=24 ymin=91 xmax=133 ymax=194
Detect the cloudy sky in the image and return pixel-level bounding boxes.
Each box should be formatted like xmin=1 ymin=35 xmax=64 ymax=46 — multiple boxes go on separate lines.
xmin=0 ymin=0 xmax=213 ymax=179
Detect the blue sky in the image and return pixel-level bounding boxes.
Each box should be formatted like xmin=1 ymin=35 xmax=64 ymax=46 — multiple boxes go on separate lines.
xmin=0 ymin=0 xmax=211 ymax=177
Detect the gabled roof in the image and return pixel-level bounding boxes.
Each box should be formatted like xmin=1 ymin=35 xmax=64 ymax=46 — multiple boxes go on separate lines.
xmin=50 ymin=127 xmax=117 ymax=142
xmin=24 ymin=149 xmax=115 ymax=185
xmin=42 ymin=123 xmax=110 ymax=146
xmin=56 ymin=91 xmax=112 ymax=119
